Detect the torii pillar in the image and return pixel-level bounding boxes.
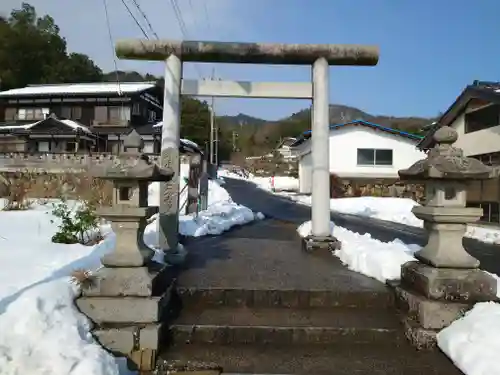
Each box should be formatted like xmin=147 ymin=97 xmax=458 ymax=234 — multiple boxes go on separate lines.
xmin=115 ymin=40 xmax=379 ymax=257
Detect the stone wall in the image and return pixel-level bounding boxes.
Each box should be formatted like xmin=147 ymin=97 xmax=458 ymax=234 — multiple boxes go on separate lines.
xmin=0 ymin=152 xmax=191 ymax=173
xmin=0 ymin=169 xmax=113 ymax=204
xmin=342 ymin=179 xmax=424 ymax=202
xmin=244 ymin=155 xmax=298 ymax=177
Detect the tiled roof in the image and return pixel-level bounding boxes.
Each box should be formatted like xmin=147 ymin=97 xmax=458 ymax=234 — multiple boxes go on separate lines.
xmin=290 ymin=119 xmax=422 ymax=148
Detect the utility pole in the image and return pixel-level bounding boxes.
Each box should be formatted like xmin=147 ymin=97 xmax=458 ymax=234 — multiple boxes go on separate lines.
xmin=232 ymin=130 xmax=238 ymax=152
xmin=209 ymin=96 xmax=215 ymax=164
xmin=208 ymin=67 xmax=218 ymax=165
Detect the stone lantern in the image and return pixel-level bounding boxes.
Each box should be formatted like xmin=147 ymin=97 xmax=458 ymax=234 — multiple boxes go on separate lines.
xmin=394 ymin=126 xmax=498 ymax=349
xmin=76 ymin=130 xmax=175 ymax=371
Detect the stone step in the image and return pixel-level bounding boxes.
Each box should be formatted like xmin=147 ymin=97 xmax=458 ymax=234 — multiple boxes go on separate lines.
xmin=176 ymin=287 xmax=393 ymax=310
xmin=168 ymin=306 xmax=403 ymax=346
xmin=156 ymin=343 xmax=462 ymax=375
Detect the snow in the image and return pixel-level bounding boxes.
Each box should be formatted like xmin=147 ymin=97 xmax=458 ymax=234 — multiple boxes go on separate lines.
xmin=0 ymin=204 xmax=125 ymax=375
xmin=60 ymin=119 xmax=92 ymax=134
xmin=0 ymin=82 xmax=155 ymax=97
xmin=0 ymin=164 xmax=261 ymax=375
xmin=218 ymin=168 xmax=298 ymax=192
xmin=437 ymin=302 xmax=500 ymax=375
xmin=145 ymin=173 xmax=262 ymax=239
xmin=0 ymin=119 xmax=90 ymax=133
xmin=297 ymin=220 xmax=420 ymax=283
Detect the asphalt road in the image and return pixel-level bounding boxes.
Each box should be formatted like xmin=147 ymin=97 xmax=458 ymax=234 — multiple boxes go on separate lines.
xmin=222 ymin=177 xmax=500 ymax=275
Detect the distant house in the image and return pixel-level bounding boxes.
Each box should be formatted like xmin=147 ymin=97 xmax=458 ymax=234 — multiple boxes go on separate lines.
xmin=0 ymin=82 xmax=163 ymax=153
xmin=418 ymin=80 xmax=500 ymax=224
xmin=275 ymin=137 xmax=298 ymax=160
xmin=290 ymin=120 xmax=425 ymax=194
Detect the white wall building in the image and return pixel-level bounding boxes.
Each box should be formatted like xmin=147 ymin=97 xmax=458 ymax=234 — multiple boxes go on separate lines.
xmin=291 ymin=120 xmax=425 ymax=194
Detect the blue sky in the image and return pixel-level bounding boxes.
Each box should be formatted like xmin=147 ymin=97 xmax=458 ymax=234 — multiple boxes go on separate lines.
xmin=2 ymin=0 xmax=500 ymax=121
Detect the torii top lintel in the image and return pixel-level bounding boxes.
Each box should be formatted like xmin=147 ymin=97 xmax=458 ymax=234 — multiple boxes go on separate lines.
xmin=115 ymin=39 xmax=379 ymax=66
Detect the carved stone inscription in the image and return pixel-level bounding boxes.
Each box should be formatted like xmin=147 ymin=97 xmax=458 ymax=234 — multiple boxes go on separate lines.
xmin=160 ymin=149 xmax=179 ymax=214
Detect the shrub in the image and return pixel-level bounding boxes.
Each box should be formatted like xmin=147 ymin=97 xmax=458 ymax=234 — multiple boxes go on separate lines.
xmin=330 ymin=173 xmax=346 ymax=198
xmin=2 ymin=170 xmax=34 ymax=210
xmin=50 ymin=197 xmax=100 ymax=245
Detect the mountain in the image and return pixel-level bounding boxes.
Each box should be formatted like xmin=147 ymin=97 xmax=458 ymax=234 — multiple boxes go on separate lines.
xmin=218 ymin=104 xmax=435 ymax=155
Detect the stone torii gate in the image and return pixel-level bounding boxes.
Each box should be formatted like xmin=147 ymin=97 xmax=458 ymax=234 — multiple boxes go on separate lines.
xmin=115 ymin=40 xmax=379 ymax=255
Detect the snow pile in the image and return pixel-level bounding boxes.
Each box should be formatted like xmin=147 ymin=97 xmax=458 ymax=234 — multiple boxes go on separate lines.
xmin=288 ymin=194 xmax=500 ymax=245
xmin=437 ymin=302 xmax=500 ymax=375
xmin=218 ymin=168 xmax=298 ymax=192
xmin=0 ymin=280 xmax=130 ymax=375
xmin=466 ymin=226 xmax=500 ymax=245
xmin=176 ymin=202 xmax=262 ymax=237
xmin=0 ymin=204 xmax=127 ymax=375
xmin=297 ymin=220 xmax=419 ymax=283
xmin=145 ymin=169 xmax=261 ymax=240
xmin=217 ymin=167 xmax=252 ymax=180
xmin=251 ymin=176 xmax=299 ymax=192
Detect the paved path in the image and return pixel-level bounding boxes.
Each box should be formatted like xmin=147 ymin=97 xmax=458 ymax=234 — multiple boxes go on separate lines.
xmin=223 ymin=178 xmax=500 ymax=275
xmin=162 ymin=178 xmax=463 ymax=374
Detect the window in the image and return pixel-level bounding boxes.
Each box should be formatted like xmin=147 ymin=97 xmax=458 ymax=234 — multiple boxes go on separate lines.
xmin=148 ymin=110 xmax=157 ymax=122
xmin=37 ymin=141 xmax=50 ymax=152
xmin=465 ymin=105 xmax=500 ymax=133
xmin=108 ymin=106 xmax=130 ymax=122
xmin=357 ymin=148 xmax=393 ymax=166
xmin=65 ymin=142 xmax=77 ymax=152
xmin=17 ymin=108 xmax=48 ymax=121
xmin=60 ymin=106 xmax=82 ymax=120
xmin=132 ymin=102 xmax=141 ymax=115
xmin=143 ymin=141 xmax=154 ymax=154
xmin=94 ymin=106 xmax=131 ymax=124
xmin=4 ymin=107 xmax=16 ymax=121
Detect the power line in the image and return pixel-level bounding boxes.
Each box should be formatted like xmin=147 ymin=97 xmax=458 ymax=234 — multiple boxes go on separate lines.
xmin=129 ymin=0 xmax=159 ymax=39
xmin=119 ymin=0 xmax=150 ymax=39
xmin=203 ymin=1 xmax=212 ymax=33
xmin=102 ymin=0 xmax=121 ymax=94
xmin=169 ymin=0 xmax=204 ymax=78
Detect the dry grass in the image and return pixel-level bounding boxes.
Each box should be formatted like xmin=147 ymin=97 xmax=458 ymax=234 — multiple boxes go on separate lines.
xmin=0 ymin=169 xmax=113 ymax=210
xmin=1 ymin=169 xmax=35 ymax=210
xmin=70 ymin=269 xmax=98 ymax=290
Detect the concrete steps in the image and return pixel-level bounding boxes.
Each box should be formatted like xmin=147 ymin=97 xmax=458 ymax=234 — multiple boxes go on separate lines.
xmin=155 ymin=285 xmax=462 ymax=374
xmin=168 ymin=306 xmax=403 ymax=346
xmin=175 ymin=286 xmax=394 ymax=309
xmin=157 ymin=344 xmax=461 ymax=375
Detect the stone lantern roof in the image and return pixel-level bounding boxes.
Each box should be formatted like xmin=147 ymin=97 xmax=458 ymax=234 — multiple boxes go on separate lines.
xmin=93 ymin=130 xmax=174 ymax=181
xmin=399 ymin=126 xmax=492 ymax=180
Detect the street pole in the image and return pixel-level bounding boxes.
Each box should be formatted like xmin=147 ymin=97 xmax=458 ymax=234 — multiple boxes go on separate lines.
xmin=209 ymin=100 xmax=214 ymax=164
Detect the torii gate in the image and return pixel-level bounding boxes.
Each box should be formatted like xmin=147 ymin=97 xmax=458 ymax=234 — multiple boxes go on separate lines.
xmin=115 ymin=40 xmax=379 ymax=255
